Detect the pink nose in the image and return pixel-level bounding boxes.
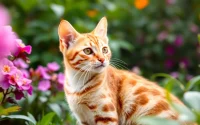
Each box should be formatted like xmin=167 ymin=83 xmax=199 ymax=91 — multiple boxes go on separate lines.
xmin=98 ymin=58 xmax=105 ymax=63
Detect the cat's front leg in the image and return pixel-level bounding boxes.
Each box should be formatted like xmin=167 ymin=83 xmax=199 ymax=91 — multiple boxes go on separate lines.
xmin=76 ymin=121 xmax=89 ymax=125
xmin=93 ymin=112 xmax=119 ymax=125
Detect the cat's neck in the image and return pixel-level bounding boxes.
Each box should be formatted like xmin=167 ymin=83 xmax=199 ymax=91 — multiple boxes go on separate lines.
xmin=64 ymin=64 xmax=107 ymax=92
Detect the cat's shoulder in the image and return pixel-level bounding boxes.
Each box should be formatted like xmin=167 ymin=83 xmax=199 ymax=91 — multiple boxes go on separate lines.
xmin=108 ymin=66 xmax=160 ymax=87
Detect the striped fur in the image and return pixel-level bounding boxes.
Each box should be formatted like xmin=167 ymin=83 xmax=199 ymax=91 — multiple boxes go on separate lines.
xmin=58 ymin=17 xmax=190 ymax=125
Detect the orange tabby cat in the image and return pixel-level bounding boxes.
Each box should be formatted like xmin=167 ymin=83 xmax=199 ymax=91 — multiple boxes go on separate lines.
xmin=58 ymin=17 xmax=186 ymax=125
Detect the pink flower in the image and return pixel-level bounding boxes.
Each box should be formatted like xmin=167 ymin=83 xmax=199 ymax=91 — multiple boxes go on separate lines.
xmin=27 ymin=86 xmax=33 ymax=95
xmin=57 ymin=73 xmax=64 ymax=90
xmin=17 ymin=77 xmax=32 ymax=91
xmin=0 ymin=58 xmax=17 ymax=75
xmin=14 ymin=90 xmax=24 ymax=100
xmin=36 ymin=66 xmax=51 ymax=79
xmin=15 ymin=39 xmax=32 ymax=56
xmin=38 ymin=80 xmax=51 ymax=91
xmin=131 ymin=66 xmax=141 ymax=75
xmin=8 ymin=69 xmax=22 ymax=86
xmin=0 ymin=5 xmax=10 ymax=26
xmin=21 ymin=69 xmax=30 ymax=78
xmin=179 ymin=58 xmax=189 ymax=69
xmin=57 ymin=73 xmax=64 ymax=85
xmin=47 ymin=62 xmax=60 ymax=71
xmin=189 ymin=24 xmax=199 ymax=33
xmin=166 ymin=0 xmax=176 ymax=5
xmin=170 ymin=72 xmax=179 ymax=78
xmin=186 ymin=74 xmax=193 ymax=81
xmin=157 ymin=31 xmax=168 ymax=41
xmin=0 ymin=76 xmax=10 ymax=89
xmin=13 ymin=58 xmax=28 ymax=69
xmin=0 ymin=26 xmax=17 ymax=59
xmin=174 ymin=35 xmax=183 ymax=47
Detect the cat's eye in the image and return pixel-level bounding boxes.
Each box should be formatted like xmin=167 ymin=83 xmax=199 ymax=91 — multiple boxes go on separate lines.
xmin=102 ymin=47 xmax=108 ymax=54
xmin=83 ymin=48 xmax=93 ymax=55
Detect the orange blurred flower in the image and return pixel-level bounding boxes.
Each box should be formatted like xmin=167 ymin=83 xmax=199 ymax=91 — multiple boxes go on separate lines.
xmin=134 ymin=0 xmax=149 ymax=10
xmin=87 ymin=9 xmax=98 ymax=18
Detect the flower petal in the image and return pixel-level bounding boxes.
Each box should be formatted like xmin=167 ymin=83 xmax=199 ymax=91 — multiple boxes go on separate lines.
xmin=38 ymin=80 xmax=51 ymax=91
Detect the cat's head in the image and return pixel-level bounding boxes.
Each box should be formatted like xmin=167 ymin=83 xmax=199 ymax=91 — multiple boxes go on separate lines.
xmin=58 ymin=17 xmax=111 ymax=73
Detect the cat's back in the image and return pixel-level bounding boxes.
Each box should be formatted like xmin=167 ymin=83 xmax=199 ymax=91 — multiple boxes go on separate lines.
xmin=108 ymin=66 xmax=180 ymax=124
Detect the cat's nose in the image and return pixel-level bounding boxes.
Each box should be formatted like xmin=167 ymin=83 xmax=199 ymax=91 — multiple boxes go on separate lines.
xmin=98 ymin=58 xmax=105 ymax=63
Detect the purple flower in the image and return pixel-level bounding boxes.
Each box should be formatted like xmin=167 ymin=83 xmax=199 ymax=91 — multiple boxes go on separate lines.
xmin=57 ymin=83 xmax=63 ymax=91
xmin=179 ymin=58 xmax=189 ymax=69
xmin=170 ymin=72 xmax=179 ymax=78
xmin=15 ymin=39 xmax=32 ymax=56
xmin=38 ymin=80 xmax=51 ymax=91
xmin=0 ymin=26 xmax=17 ymax=59
xmin=27 ymin=86 xmax=33 ymax=95
xmin=0 ymin=5 xmax=10 ymax=26
xmin=174 ymin=35 xmax=183 ymax=47
xmin=36 ymin=66 xmax=51 ymax=79
xmin=14 ymin=90 xmax=24 ymax=100
xmin=57 ymin=73 xmax=65 ymax=85
xmin=164 ymin=59 xmax=174 ymax=69
xmin=165 ymin=45 xmax=175 ymax=56
xmin=13 ymin=58 xmax=28 ymax=69
xmin=47 ymin=62 xmax=60 ymax=71
xmin=0 ymin=58 xmax=17 ymax=75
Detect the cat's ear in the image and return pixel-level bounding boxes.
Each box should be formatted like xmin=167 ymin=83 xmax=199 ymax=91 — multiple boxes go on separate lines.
xmin=58 ymin=20 xmax=80 ymax=52
xmin=93 ymin=17 xmax=108 ymax=41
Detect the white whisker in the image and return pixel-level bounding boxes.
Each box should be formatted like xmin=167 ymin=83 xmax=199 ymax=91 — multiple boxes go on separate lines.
xmin=110 ymin=61 xmax=129 ymax=70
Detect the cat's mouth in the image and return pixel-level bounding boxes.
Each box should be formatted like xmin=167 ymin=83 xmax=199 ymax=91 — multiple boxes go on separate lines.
xmin=94 ymin=64 xmax=105 ymax=69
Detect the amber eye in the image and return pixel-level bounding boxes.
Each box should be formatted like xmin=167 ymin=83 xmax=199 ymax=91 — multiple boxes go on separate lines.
xmin=102 ymin=47 xmax=108 ymax=54
xmin=83 ymin=48 xmax=93 ymax=55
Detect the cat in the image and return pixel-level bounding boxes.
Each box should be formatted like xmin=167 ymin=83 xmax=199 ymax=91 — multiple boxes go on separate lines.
xmin=58 ymin=17 xmax=188 ymax=125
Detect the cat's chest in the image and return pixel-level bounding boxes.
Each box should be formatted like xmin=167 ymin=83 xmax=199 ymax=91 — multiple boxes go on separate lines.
xmin=65 ymin=88 xmax=106 ymax=124
xmin=64 ymin=84 xmax=103 ymax=109
xmin=65 ymin=89 xmax=102 ymax=107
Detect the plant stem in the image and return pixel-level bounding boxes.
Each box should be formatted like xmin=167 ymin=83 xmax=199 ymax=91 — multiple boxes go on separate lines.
xmin=0 ymin=89 xmax=8 ymax=105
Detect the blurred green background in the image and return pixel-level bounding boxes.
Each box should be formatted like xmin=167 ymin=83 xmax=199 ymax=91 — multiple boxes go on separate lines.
xmin=1 ymin=0 xmax=200 ymax=124
xmin=2 ymin=0 xmax=200 ymax=78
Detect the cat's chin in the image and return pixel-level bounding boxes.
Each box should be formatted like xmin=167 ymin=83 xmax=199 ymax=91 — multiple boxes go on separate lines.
xmin=90 ymin=66 xmax=107 ymax=73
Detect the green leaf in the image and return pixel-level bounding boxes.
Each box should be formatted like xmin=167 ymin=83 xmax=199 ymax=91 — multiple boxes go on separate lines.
xmin=27 ymin=112 xmax=37 ymax=125
xmin=138 ymin=116 xmax=180 ymax=125
xmin=184 ymin=91 xmax=200 ymax=112
xmin=172 ymin=103 xmax=196 ymax=122
xmin=198 ymin=34 xmax=200 ymax=43
xmin=185 ymin=76 xmax=200 ymax=91
xmin=0 ymin=115 xmax=36 ymax=124
xmin=16 ymin=0 xmax=37 ymax=12
xmin=0 ymin=93 xmax=3 ymax=101
xmin=39 ymin=112 xmax=55 ymax=125
xmin=50 ymin=4 xmax=65 ymax=17
xmin=0 ymin=106 xmax=21 ymax=115
xmin=48 ymin=103 xmax=62 ymax=118
xmin=151 ymin=73 xmax=185 ymax=91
